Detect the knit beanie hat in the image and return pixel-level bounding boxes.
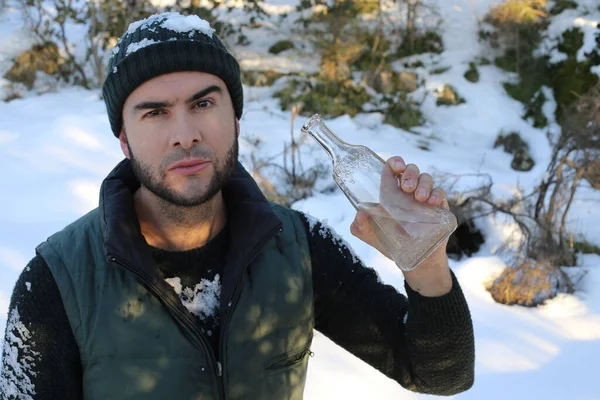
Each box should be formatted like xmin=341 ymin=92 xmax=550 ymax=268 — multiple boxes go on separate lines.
xmin=102 ymin=12 xmax=243 ymax=137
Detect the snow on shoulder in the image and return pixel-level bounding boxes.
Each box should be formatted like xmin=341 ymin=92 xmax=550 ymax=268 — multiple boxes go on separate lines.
xmin=0 ymin=308 xmax=40 ymax=399
xmin=302 ymin=211 xmax=361 ymax=265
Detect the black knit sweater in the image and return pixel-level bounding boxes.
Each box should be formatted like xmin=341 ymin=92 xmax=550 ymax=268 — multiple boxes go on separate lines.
xmin=0 ymin=212 xmax=475 ymax=399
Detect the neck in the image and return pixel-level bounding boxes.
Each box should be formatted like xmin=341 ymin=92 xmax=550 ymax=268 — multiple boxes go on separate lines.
xmin=133 ymin=187 xmax=227 ymax=251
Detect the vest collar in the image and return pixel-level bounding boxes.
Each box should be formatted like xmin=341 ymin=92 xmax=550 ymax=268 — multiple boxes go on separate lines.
xmin=99 ymin=158 xmax=283 ymax=285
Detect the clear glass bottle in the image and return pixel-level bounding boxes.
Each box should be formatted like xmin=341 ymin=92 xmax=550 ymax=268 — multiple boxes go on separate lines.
xmin=301 ymin=114 xmax=457 ymax=272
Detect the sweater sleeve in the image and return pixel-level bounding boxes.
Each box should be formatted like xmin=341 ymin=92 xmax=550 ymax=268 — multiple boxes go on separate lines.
xmin=298 ymin=212 xmax=475 ymax=396
xmin=0 ymin=255 xmax=83 ymax=400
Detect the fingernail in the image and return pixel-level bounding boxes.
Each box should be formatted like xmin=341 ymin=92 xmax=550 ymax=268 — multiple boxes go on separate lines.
xmin=430 ymin=194 xmax=439 ymax=203
xmin=403 ymin=178 xmax=414 ymax=188
xmin=417 ymin=188 xmax=426 ymax=198
xmin=394 ymin=160 xmax=405 ymax=169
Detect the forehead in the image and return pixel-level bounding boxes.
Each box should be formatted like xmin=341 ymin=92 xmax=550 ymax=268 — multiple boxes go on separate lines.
xmin=125 ymin=71 xmax=226 ymax=104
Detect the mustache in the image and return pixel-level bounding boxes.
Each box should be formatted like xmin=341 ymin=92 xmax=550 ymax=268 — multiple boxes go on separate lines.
xmin=160 ymin=146 xmax=216 ymax=170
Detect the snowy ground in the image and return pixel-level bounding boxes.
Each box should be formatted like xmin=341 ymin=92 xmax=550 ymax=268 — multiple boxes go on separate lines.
xmin=1 ymin=0 xmax=600 ymax=398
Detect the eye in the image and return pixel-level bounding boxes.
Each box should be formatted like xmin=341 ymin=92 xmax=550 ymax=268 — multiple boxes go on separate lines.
xmin=194 ymin=100 xmax=213 ymax=109
xmin=144 ymin=109 xmax=164 ymax=118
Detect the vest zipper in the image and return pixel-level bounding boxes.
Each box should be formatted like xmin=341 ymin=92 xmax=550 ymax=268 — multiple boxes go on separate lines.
xmin=108 ymin=255 xmax=226 ymax=399
xmin=218 ymin=223 xmax=283 ymax=400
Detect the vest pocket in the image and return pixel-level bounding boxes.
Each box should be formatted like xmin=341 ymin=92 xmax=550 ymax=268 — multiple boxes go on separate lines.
xmin=265 ymin=344 xmax=314 ymax=372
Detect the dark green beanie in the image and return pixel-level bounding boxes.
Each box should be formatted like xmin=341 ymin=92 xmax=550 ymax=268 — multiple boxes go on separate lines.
xmin=102 ymin=12 xmax=243 ymax=137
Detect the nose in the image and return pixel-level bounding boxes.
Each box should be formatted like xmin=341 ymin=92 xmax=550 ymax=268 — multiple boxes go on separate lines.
xmin=169 ymin=113 xmax=203 ymax=149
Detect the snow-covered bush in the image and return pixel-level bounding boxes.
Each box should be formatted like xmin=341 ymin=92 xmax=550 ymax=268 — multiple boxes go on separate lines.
xmin=274 ymin=0 xmax=438 ymax=129
xmin=2 ymin=0 xmax=267 ymax=92
xmin=481 ymin=0 xmax=599 ymax=127
xmin=3 ymin=0 xmax=159 ymax=90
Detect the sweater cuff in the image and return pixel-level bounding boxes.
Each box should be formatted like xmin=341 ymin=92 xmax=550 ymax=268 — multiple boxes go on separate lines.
xmin=403 ymin=269 xmax=472 ymax=330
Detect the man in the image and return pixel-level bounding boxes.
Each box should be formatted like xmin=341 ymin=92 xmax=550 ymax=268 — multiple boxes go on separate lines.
xmin=1 ymin=12 xmax=474 ymax=400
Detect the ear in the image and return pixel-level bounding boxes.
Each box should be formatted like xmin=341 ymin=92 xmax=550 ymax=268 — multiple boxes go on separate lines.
xmin=119 ymin=129 xmax=131 ymax=159
xmin=235 ymin=118 xmax=240 ymax=138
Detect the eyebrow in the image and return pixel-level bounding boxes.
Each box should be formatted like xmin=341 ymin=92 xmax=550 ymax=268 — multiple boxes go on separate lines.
xmin=133 ymin=85 xmax=224 ymax=113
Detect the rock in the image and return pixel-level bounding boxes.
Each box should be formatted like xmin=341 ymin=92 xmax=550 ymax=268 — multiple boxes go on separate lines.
xmin=494 ymin=131 xmax=527 ymax=153
xmin=436 ymin=85 xmax=465 ymax=106
xmin=494 ymin=131 xmax=535 ymax=172
xmin=365 ymin=70 xmax=395 ymax=94
xmin=511 ymin=149 xmax=535 ymax=172
xmin=396 ymin=71 xmax=418 ymax=92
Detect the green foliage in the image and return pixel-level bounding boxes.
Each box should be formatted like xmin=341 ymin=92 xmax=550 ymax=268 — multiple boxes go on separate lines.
xmin=383 ymin=94 xmax=424 ymax=130
xmin=98 ymin=0 xmax=156 ymax=46
xmin=550 ymin=0 xmax=578 ymax=15
xmin=396 ymin=31 xmax=443 ymax=59
xmin=550 ymin=57 xmax=599 ymax=120
xmin=241 ymin=70 xmax=286 ymax=87
xmin=495 ymin=52 xmax=518 ymax=72
xmin=273 ymin=78 xmax=370 ymax=118
xmin=430 ymin=66 xmax=451 ymax=75
xmin=268 ymin=40 xmax=294 ymax=54
xmin=352 ymin=31 xmax=392 ymax=71
xmin=550 ymin=29 xmax=599 ymax=119
xmin=436 ymin=85 xmax=465 ymax=106
xmin=502 ymin=54 xmax=549 ymax=105
xmin=464 ymin=62 xmax=479 ymax=83
xmin=485 ymin=0 xmax=548 ymax=107
xmin=485 ymin=3 xmax=599 ymax=126
xmin=573 ymin=240 xmax=600 ymax=255
xmin=558 ymin=28 xmax=584 ymax=55
xmin=523 ymin=90 xmax=548 ymax=128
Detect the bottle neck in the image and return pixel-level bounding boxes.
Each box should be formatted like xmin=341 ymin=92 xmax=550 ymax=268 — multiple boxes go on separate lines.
xmin=302 ymin=116 xmax=349 ymax=165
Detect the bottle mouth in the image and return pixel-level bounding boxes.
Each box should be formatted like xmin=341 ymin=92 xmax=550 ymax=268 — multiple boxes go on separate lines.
xmin=301 ymin=113 xmax=322 ymax=133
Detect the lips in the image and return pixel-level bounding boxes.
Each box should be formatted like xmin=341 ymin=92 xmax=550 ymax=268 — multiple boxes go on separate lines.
xmin=168 ymin=159 xmax=211 ymax=175
xmin=168 ymin=159 xmax=209 ymax=170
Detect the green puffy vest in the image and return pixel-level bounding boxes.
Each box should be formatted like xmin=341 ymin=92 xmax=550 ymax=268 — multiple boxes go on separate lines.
xmin=36 ymin=160 xmax=315 ymax=400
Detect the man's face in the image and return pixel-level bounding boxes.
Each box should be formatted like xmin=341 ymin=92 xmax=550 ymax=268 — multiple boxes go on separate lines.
xmin=120 ymin=71 xmax=239 ymax=207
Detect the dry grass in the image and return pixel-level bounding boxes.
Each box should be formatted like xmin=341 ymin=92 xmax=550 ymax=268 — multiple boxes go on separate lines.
xmin=4 ymin=42 xmax=62 ymax=89
xmin=486 ymin=259 xmax=574 ymax=307
xmin=486 ymin=0 xmax=548 ymax=26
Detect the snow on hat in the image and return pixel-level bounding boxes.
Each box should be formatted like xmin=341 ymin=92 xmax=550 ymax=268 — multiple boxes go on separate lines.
xmin=101 ymin=12 xmax=243 ymax=137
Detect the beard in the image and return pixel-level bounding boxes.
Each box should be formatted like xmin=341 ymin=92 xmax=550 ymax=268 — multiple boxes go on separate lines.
xmin=127 ymin=125 xmax=239 ymax=208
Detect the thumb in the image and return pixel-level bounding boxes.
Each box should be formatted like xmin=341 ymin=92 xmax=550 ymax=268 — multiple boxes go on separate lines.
xmin=351 ymin=210 xmax=371 ymax=236
xmin=351 ymin=210 xmax=392 ymax=259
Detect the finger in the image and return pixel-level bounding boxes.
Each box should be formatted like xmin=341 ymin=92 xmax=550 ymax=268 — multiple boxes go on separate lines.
xmin=427 ymin=187 xmax=447 ymax=207
xmin=401 ymin=163 xmax=420 ymax=193
xmin=386 ymin=156 xmax=407 ymax=174
xmin=414 ymin=173 xmax=434 ymax=201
